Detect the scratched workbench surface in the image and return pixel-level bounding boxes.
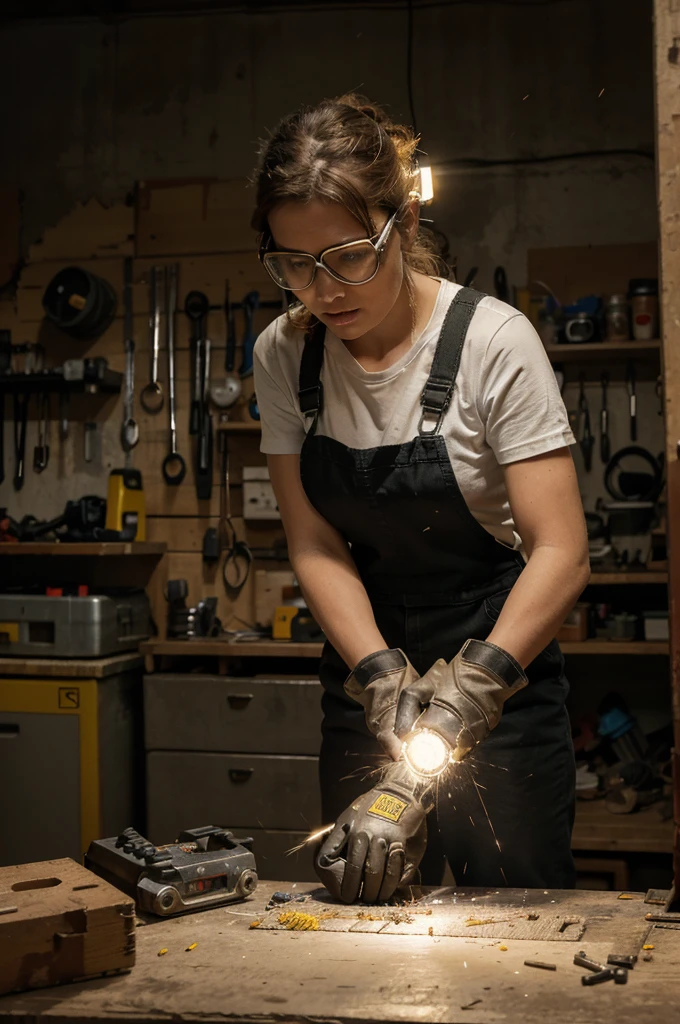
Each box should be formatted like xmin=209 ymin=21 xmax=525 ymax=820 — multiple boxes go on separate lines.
xmin=1 ymin=881 xmax=679 ymax=1024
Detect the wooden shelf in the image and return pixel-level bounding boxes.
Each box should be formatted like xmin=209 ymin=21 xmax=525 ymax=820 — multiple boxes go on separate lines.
xmin=572 ymin=799 xmax=673 ymax=853
xmin=561 ymin=640 xmax=668 ymax=655
xmin=141 ymin=639 xmax=323 ymax=660
xmin=0 ymin=542 xmax=166 ymax=557
xmin=588 ymin=572 xmax=668 ymax=584
xmin=222 ymin=422 xmax=262 ymax=432
xmin=544 ymin=339 xmax=661 ymax=361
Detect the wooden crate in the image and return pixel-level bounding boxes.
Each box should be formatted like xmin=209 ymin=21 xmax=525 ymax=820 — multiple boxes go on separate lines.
xmin=0 ymin=858 xmax=135 ymax=996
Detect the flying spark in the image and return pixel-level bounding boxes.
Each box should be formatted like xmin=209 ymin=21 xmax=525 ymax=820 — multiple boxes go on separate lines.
xmin=286 ymin=823 xmax=335 ymax=856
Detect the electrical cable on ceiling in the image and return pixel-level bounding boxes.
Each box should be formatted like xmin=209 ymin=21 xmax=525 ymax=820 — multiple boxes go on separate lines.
xmin=2 ymin=0 xmax=593 ymax=23
xmin=436 ymin=148 xmax=654 ymax=170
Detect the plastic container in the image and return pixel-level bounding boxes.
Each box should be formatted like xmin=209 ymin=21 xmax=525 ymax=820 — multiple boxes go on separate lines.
xmin=628 ymin=278 xmax=658 ymax=341
xmin=605 ymin=294 xmax=629 ymax=341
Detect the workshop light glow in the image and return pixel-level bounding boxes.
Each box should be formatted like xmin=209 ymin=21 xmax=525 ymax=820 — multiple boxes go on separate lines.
xmin=403 ymin=729 xmax=451 ymax=778
xmin=419 ymin=162 xmax=434 ymax=203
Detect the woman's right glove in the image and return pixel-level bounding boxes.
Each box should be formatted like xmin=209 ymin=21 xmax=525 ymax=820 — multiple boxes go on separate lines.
xmin=314 ymin=760 xmax=433 ymax=903
xmin=344 ymin=648 xmax=419 ymax=760
xmin=395 ymin=638 xmax=528 ymax=762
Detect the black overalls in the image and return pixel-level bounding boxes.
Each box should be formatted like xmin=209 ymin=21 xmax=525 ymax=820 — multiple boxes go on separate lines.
xmin=298 ymin=288 xmax=576 ymax=889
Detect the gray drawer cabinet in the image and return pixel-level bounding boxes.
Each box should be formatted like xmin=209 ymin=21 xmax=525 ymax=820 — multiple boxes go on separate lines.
xmin=145 ymin=676 xmax=322 ymax=754
xmin=144 ymin=675 xmax=324 ymax=880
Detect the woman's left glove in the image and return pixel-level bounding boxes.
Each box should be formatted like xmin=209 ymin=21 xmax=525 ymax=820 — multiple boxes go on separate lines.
xmin=344 ymin=649 xmax=420 ymax=759
xmin=395 ymin=638 xmax=528 ymax=762
xmin=314 ymin=760 xmax=434 ymax=904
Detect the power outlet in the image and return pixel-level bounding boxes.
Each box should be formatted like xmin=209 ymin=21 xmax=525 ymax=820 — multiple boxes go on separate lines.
xmin=243 ymin=466 xmax=280 ymax=520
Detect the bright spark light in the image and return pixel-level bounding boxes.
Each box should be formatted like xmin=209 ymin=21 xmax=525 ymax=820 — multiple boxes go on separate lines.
xmin=285 ymin=823 xmax=335 ymax=856
xmin=403 ymin=729 xmax=451 ymax=778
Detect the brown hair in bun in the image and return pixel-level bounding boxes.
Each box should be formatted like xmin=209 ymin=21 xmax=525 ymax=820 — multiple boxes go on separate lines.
xmin=251 ymin=93 xmax=444 ymax=328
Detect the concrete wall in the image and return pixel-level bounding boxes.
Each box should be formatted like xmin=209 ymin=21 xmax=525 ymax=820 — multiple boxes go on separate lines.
xmin=0 ymin=0 xmax=656 ymax=292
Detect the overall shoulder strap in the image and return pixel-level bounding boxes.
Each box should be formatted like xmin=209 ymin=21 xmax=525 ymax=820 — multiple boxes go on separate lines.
xmin=419 ymin=286 xmax=486 ymax=434
xmin=298 ymin=320 xmax=326 ymax=422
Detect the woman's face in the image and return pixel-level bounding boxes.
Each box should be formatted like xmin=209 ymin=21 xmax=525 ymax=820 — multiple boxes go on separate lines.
xmin=267 ymin=198 xmax=409 ymax=339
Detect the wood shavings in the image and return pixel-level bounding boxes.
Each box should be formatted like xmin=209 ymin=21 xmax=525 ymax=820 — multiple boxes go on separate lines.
xmin=278 ymin=911 xmax=319 ymax=931
xmin=249 ymin=920 xmax=261 ymax=929
xmin=643 ymin=944 xmax=655 ymax=950
xmin=157 ymin=948 xmax=168 ymax=957
xmin=466 ymin=918 xmax=498 ymax=927
xmin=618 ymin=893 xmax=636 ymax=900
xmin=499 ymin=945 xmax=508 ymax=951
xmin=428 ymin=926 xmax=434 ymax=936
xmin=185 ymin=943 xmax=198 ymax=951
xmin=461 ymin=998 xmax=482 ymax=1010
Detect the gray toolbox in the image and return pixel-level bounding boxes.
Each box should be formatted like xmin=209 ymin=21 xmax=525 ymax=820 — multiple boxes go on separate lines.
xmin=144 ymin=674 xmax=324 ymax=881
xmin=0 ymin=591 xmax=151 ymax=658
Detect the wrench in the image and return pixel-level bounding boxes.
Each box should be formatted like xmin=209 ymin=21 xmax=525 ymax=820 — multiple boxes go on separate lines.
xmin=162 ymin=264 xmax=186 ymax=486
xmin=600 ymin=372 xmax=610 ymax=464
xmin=627 ymin=361 xmax=637 ymax=441
xmin=239 ymin=290 xmax=260 ymax=378
xmin=141 ymin=265 xmax=164 ymax=413
xmin=121 ymin=257 xmax=140 ymax=456
xmin=185 ymin=290 xmax=210 ymax=435
xmin=33 ymin=392 xmax=50 ymax=472
xmin=13 ymin=392 xmax=28 ymax=490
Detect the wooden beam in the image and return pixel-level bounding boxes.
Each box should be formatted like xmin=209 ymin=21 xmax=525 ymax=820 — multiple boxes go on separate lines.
xmin=654 ymin=0 xmax=680 ymax=897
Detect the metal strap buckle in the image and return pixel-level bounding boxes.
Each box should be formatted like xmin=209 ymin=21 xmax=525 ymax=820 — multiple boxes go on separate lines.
xmin=298 ymin=383 xmax=323 ymax=417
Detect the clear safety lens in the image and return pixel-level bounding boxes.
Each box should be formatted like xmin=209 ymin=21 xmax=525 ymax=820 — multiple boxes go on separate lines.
xmin=323 ymin=241 xmax=379 ymax=283
xmin=264 ymin=252 xmax=317 ymax=290
xmin=264 ymin=240 xmax=380 ymax=290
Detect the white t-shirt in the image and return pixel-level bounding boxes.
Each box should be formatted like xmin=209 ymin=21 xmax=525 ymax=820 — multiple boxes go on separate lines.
xmin=253 ymin=279 xmax=575 ymax=551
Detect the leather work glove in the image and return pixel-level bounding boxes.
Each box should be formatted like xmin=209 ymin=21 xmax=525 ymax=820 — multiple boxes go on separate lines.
xmin=344 ymin=648 xmax=420 ymax=760
xmin=395 ymin=638 xmax=528 ymax=763
xmin=315 ymin=761 xmax=434 ymax=904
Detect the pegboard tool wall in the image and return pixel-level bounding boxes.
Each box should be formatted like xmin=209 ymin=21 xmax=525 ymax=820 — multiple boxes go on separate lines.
xmin=0 ymin=179 xmax=285 ymax=635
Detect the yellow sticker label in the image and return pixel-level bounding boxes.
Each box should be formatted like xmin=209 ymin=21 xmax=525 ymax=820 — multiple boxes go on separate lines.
xmin=367 ymin=793 xmax=408 ymax=822
xmin=0 ymin=622 xmax=19 ymax=643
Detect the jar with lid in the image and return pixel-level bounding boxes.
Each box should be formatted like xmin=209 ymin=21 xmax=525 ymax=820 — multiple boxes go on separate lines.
xmin=605 ymin=294 xmax=629 ymax=341
xmin=628 ymin=278 xmax=658 ymax=341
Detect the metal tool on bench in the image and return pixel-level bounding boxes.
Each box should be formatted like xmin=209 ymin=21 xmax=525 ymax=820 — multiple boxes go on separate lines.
xmin=600 ymin=372 xmax=610 ymax=464
xmin=121 ymin=257 xmax=139 ymax=459
xmin=627 ymin=361 xmax=637 ymax=442
xmin=209 ymin=281 xmax=242 ymax=408
xmin=161 ymin=264 xmax=186 ymax=485
xmin=165 ymin=578 xmax=221 ymax=638
xmin=85 ymin=825 xmax=257 ymax=917
xmin=185 ymin=290 xmax=210 ymax=435
xmin=33 ymin=392 xmax=50 ymax=472
xmin=141 ymin=265 xmax=164 ymax=414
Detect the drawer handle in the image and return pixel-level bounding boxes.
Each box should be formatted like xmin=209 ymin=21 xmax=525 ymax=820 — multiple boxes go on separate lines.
xmin=0 ymin=724 xmax=19 ymax=738
xmin=227 ymin=694 xmax=253 ymax=711
xmin=229 ymin=768 xmax=254 ymax=784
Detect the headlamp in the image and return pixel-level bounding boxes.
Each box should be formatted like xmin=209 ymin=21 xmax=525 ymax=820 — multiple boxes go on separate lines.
xmin=403 ymin=728 xmax=451 ymax=779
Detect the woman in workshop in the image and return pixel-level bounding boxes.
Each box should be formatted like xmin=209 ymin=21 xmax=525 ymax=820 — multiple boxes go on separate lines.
xmin=251 ymin=94 xmax=589 ymax=903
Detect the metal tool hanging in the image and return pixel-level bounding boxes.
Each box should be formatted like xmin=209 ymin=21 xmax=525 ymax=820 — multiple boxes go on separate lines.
xmin=13 ymin=392 xmax=28 ymax=490
xmin=141 ymin=266 xmax=164 ymax=414
xmin=600 ymin=372 xmax=610 ymax=464
xmin=185 ymin=291 xmax=210 ymax=435
xmin=239 ymin=290 xmax=260 ymax=378
xmin=578 ymin=374 xmax=594 ymax=473
xmin=33 ymin=392 xmax=50 ymax=473
xmin=626 ymin=361 xmax=637 ymax=442
xmin=161 ymin=264 xmax=186 ymax=486
xmin=218 ymin=415 xmax=252 ymax=595
xmin=210 ymin=281 xmax=242 ymax=409
xmin=121 ymin=257 xmax=140 ymax=459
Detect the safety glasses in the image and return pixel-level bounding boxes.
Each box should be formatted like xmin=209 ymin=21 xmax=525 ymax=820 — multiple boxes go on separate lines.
xmin=260 ymin=211 xmax=398 ymax=291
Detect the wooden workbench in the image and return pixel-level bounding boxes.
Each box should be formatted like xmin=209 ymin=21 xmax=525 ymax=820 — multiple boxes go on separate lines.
xmin=1 ymin=881 xmax=678 ymax=1023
